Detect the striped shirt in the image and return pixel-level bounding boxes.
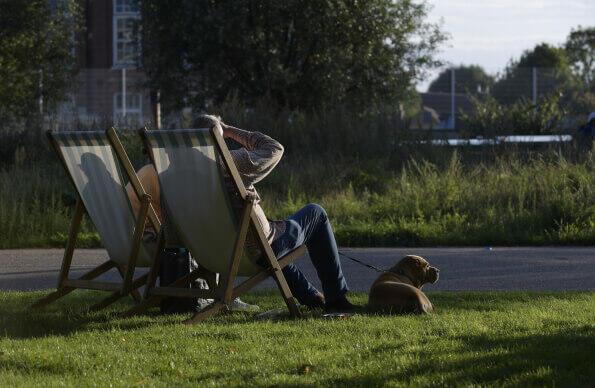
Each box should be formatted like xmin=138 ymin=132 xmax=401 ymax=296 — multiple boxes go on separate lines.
xmin=224 ymin=126 xmax=285 ymax=243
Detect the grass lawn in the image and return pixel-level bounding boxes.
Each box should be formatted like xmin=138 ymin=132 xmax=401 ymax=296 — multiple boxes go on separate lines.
xmin=0 ymin=290 xmax=593 ymax=386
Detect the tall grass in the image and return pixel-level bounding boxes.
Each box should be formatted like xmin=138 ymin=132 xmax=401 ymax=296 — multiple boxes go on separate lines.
xmin=262 ymin=151 xmax=594 ymax=246
xmin=0 ymin=149 xmax=592 ymax=248
xmin=0 ymin=163 xmax=98 ymax=249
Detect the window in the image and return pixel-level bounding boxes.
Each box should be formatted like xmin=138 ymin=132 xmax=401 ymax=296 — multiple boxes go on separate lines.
xmin=114 ymin=0 xmax=139 ymax=14
xmin=113 ymin=93 xmax=143 ymax=125
xmin=113 ymin=0 xmax=140 ymax=66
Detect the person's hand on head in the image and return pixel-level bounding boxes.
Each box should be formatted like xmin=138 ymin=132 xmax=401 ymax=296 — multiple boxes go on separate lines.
xmin=217 ymin=118 xmax=232 ymax=138
xmin=198 ymin=114 xmax=223 ymax=137
xmin=215 ymin=121 xmax=224 ymax=138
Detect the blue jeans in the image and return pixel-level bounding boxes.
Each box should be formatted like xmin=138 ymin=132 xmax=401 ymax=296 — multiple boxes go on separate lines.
xmin=269 ymin=203 xmax=349 ymax=305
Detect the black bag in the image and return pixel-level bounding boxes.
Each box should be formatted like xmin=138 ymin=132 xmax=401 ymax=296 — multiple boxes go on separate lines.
xmin=159 ymin=248 xmax=206 ymax=314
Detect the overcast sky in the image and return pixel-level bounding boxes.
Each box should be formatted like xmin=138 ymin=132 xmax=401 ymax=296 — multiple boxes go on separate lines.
xmin=418 ymin=0 xmax=595 ymax=91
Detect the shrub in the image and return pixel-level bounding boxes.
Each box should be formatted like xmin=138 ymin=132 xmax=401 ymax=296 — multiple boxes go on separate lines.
xmin=460 ymin=93 xmax=568 ymax=137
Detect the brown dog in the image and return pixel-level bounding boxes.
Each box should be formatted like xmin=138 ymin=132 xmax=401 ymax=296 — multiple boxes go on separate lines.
xmin=368 ymin=255 xmax=439 ymax=314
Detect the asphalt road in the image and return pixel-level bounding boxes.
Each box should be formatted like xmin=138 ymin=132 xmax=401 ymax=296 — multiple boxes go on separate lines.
xmin=1 ymin=247 xmax=593 ymax=293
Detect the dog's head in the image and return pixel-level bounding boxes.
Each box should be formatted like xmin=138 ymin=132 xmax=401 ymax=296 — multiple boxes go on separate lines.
xmin=390 ymin=255 xmax=439 ymax=289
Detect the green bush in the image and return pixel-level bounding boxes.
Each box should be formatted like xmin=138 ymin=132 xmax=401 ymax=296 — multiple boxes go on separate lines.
xmin=460 ymin=93 xmax=568 ymax=137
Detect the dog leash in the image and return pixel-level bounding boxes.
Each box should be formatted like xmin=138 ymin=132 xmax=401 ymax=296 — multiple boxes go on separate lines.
xmin=338 ymin=251 xmax=387 ymax=273
xmin=338 ymin=251 xmax=417 ymax=286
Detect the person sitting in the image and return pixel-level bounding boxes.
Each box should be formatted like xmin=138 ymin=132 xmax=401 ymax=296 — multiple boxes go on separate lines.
xmin=128 ymin=115 xmax=354 ymax=312
xmin=125 ymin=141 xmax=258 ymax=313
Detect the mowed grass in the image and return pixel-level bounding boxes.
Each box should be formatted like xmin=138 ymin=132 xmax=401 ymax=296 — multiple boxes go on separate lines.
xmin=0 ymin=291 xmax=593 ymax=386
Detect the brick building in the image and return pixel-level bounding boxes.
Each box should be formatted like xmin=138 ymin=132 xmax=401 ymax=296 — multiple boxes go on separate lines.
xmin=58 ymin=0 xmax=152 ymax=128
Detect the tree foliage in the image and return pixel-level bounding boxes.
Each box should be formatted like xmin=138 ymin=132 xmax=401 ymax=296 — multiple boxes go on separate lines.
xmin=0 ymin=0 xmax=81 ymax=124
xmin=140 ymin=0 xmax=445 ymax=113
xmin=428 ymin=65 xmax=494 ymax=95
xmin=459 ymin=93 xmax=567 ymax=137
xmin=564 ymin=26 xmax=595 ymax=89
xmin=492 ymin=43 xmax=574 ymax=105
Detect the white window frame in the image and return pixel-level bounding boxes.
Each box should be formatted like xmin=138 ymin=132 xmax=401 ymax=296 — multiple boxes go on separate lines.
xmin=113 ymin=92 xmax=143 ymax=125
xmin=113 ymin=0 xmax=140 ymax=68
xmin=114 ymin=0 xmax=139 ymax=13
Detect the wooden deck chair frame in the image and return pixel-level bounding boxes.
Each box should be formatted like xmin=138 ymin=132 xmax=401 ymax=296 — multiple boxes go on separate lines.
xmin=124 ymin=127 xmax=306 ymax=323
xmin=31 ymin=128 xmax=162 ymax=311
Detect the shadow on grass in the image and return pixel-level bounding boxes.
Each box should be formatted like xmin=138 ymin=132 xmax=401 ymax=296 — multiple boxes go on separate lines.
xmin=0 ymin=357 xmax=83 ymax=378
xmin=321 ymin=325 xmax=594 ymax=386
xmin=0 ymin=290 xmax=591 ymax=340
xmin=0 ymin=290 xmax=166 ymax=339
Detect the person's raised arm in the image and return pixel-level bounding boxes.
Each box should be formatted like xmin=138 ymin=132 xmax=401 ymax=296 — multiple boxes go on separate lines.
xmin=221 ymin=122 xmax=284 ymax=186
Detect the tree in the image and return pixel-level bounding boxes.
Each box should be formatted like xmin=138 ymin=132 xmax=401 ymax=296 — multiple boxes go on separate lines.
xmin=0 ymin=0 xmax=81 ymax=125
xmin=140 ymin=0 xmax=445 ymax=113
xmin=492 ymin=43 xmax=574 ymax=104
xmin=459 ymin=93 xmax=566 ymax=137
xmin=564 ymin=26 xmax=595 ymax=88
xmin=428 ymin=65 xmax=494 ymax=94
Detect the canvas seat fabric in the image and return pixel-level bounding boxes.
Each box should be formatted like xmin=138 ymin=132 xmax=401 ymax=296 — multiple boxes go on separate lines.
xmin=144 ymin=129 xmax=263 ymax=276
xmin=52 ymin=131 xmax=155 ymax=267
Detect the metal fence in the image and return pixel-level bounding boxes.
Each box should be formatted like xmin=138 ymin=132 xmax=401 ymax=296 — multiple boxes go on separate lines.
xmin=414 ymin=67 xmax=592 ymax=131
xmin=3 ymin=66 xmax=592 ymax=134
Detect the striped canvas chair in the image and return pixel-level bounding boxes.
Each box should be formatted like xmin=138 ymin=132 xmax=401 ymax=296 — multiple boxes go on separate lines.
xmin=125 ymin=128 xmax=306 ymax=323
xmin=31 ymin=128 xmax=161 ymax=311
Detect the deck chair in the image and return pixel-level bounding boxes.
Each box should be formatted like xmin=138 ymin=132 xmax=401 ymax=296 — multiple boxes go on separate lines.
xmin=31 ymin=128 xmax=161 ymax=311
xmin=124 ymin=128 xmax=306 ymax=323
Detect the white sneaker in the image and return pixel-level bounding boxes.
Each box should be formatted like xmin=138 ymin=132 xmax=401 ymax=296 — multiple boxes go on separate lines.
xmin=228 ymin=298 xmax=260 ymax=312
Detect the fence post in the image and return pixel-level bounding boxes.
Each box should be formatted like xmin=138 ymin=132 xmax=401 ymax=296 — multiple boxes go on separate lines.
xmin=451 ymin=68 xmax=456 ymax=130
xmin=155 ymin=90 xmax=162 ymax=129
xmin=532 ymin=67 xmax=537 ymax=104
xmin=122 ymin=68 xmax=127 ymax=118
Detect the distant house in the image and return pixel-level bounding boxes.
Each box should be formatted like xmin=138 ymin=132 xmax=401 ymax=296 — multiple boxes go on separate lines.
xmin=409 ymin=106 xmax=441 ymax=130
xmin=56 ymin=0 xmax=152 ymax=127
xmin=410 ymin=92 xmax=474 ymax=130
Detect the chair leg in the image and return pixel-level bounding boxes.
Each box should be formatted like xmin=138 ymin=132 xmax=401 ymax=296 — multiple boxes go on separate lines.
xmin=121 ymin=231 xmax=165 ymax=317
xmin=249 ymin=211 xmax=302 ymax=318
xmin=31 ymin=260 xmax=116 ymax=310
xmin=143 ymin=231 xmax=165 ymax=300
xmin=257 ymin=242 xmax=302 ymax=317
xmin=122 ymin=266 xmax=206 ymax=318
xmin=30 ymin=286 xmax=77 ymax=309
xmin=116 ymin=265 xmax=142 ymax=303
xmin=121 ymin=294 xmax=163 ymax=317
xmin=89 ymin=273 xmax=149 ymax=312
xmin=184 ymin=300 xmax=228 ymax=324
xmin=118 ymin=193 xmax=151 ymax=305
xmin=184 ymin=266 xmax=302 ymax=324
xmin=269 ymin=268 xmax=301 ymax=318
xmin=31 ymin=200 xmax=85 ymax=310
xmin=56 ymin=199 xmax=85 ymax=288
xmin=183 ymin=270 xmax=302 ymax=324
xmin=223 ymin=201 xmax=252 ymax=303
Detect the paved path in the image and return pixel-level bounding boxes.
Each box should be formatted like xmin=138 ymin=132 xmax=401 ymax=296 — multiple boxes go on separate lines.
xmin=1 ymin=247 xmax=593 ymax=292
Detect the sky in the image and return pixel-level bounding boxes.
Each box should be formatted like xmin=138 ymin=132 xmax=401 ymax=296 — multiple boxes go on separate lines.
xmin=418 ymin=0 xmax=595 ymax=91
